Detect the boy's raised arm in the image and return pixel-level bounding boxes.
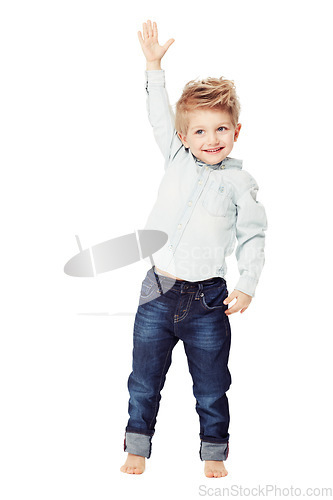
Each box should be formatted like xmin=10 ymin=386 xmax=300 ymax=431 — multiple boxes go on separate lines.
xmin=138 ymin=20 xmax=181 ymax=162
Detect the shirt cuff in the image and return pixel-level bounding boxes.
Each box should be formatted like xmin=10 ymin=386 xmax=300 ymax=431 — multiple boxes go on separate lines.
xmin=145 ymin=69 xmax=165 ymax=89
xmin=234 ymin=275 xmax=259 ymax=298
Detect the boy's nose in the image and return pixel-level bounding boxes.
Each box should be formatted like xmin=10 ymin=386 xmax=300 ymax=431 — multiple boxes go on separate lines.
xmin=207 ymin=135 xmax=219 ymax=145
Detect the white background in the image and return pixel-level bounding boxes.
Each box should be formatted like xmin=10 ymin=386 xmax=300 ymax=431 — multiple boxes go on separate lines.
xmin=1 ymin=0 xmax=332 ymax=498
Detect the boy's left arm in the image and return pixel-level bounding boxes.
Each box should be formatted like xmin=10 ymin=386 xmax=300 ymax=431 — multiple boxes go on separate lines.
xmin=224 ymin=172 xmax=268 ymax=315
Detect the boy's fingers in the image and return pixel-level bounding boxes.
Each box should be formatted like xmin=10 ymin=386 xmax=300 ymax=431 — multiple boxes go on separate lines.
xmin=142 ymin=22 xmax=148 ymax=39
xmin=225 ymin=303 xmax=241 ymax=315
xmin=147 ymin=19 xmax=152 ymax=37
xmin=223 ymin=292 xmax=235 ymax=304
xmin=153 ymin=21 xmax=158 ymax=38
xmin=163 ymin=38 xmax=175 ymax=51
xmin=137 ymin=31 xmax=144 ymax=45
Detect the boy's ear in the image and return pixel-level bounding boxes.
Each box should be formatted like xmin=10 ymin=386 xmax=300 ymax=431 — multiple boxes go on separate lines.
xmin=177 ymin=132 xmax=188 ymax=148
xmin=234 ymin=123 xmax=242 ymax=142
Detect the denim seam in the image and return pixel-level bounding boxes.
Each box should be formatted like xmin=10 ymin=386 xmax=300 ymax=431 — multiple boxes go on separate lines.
xmin=152 ymin=266 xmax=225 ymax=289
xmin=125 ymin=427 xmax=154 ymax=437
xmin=174 ymin=292 xmax=194 ymax=322
xmin=223 ymin=313 xmax=231 ymax=336
xmin=200 ymin=438 xmax=229 ymax=444
xmin=148 ymin=339 xmax=174 ymax=430
xmin=200 ymin=297 xmax=225 ymax=311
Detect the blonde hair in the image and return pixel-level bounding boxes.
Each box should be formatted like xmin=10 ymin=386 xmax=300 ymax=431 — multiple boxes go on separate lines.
xmin=174 ymin=76 xmax=241 ymax=136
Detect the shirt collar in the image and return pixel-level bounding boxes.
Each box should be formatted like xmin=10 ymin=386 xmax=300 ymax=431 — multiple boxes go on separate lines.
xmin=191 ymin=152 xmax=243 ymax=170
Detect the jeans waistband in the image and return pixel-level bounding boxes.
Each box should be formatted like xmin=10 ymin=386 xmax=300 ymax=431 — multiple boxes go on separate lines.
xmin=150 ymin=266 xmax=226 ymax=290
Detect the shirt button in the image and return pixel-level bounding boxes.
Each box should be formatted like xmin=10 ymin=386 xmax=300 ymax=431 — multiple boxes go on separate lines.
xmin=199 ymin=180 xmax=203 ymax=185
xmin=169 ymin=245 xmax=173 ymax=250
xmin=221 ymin=165 xmax=225 ymax=169
xmin=205 ymin=166 xmax=209 ymax=170
xmin=178 ymin=224 xmax=182 ymax=229
xmin=188 ymin=201 xmax=192 ymax=206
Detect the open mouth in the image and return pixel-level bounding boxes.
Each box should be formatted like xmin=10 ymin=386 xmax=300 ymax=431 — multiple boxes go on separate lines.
xmin=203 ymin=147 xmax=224 ymax=154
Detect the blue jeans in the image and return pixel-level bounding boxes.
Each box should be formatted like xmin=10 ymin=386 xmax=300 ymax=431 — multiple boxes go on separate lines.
xmin=124 ymin=266 xmax=232 ymax=461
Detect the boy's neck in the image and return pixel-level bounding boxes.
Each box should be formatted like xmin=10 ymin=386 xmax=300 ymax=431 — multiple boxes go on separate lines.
xmin=191 ymin=151 xmax=227 ymax=168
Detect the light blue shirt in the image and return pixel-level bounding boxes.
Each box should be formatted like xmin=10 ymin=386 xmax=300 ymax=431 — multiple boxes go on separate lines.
xmin=143 ymin=69 xmax=268 ymax=297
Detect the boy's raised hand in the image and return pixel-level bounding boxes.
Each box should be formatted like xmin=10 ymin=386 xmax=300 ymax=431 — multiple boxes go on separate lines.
xmin=138 ymin=20 xmax=175 ymax=62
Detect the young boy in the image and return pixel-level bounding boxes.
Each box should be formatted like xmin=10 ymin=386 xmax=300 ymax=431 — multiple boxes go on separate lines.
xmin=120 ymin=20 xmax=267 ymax=478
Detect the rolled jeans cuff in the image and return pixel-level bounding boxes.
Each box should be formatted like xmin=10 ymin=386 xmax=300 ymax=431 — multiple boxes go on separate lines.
xmin=199 ymin=440 xmax=229 ymax=461
xmin=124 ymin=431 xmax=153 ymax=458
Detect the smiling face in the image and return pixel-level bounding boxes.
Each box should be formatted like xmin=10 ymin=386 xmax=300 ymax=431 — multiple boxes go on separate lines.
xmin=177 ymin=108 xmax=242 ymax=164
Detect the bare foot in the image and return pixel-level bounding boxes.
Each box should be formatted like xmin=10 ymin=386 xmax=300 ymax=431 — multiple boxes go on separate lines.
xmin=204 ymin=460 xmax=228 ymax=478
xmin=120 ymin=453 xmax=146 ymax=474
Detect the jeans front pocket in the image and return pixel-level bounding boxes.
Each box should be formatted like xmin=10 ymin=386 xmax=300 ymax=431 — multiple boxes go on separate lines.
xmin=140 ymin=282 xmax=155 ymax=299
xmin=202 ymin=183 xmax=231 ymax=217
xmin=139 ymin=274 xmax=161 ymax=305
xmin=199 ymin=283 xmax=228 ymax=311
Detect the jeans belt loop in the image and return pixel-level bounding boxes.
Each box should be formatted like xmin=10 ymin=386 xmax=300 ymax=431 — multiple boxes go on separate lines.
xmin=155 ymin=271 xmax=164 ymax=295
xmin=195 ymin=283 xmax=203 ymax=300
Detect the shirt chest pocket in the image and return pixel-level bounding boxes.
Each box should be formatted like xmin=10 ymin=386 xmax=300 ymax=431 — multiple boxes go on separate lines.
xmin=202 ymin=183 xmax=231 ymax=217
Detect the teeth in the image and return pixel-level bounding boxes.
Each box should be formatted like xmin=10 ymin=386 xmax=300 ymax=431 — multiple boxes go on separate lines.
xmin=206 ymin=148 xmax=221 ymax=152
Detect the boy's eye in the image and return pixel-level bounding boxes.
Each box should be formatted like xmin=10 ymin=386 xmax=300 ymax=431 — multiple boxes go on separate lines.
xmin=195 ymin=127 xmax=226 ymax=134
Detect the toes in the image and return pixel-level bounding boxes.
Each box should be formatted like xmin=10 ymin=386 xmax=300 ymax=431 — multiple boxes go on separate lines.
xmin=121 ymin=459 xmax=145 ymax=475
xmin=205 ymin=466 xmax=228 ymax=478
xmin=120 ymin=464 xmax=144 ymax=474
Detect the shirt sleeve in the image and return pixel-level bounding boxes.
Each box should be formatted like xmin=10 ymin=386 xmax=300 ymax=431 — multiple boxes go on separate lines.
xmin=233 ymin=172 xmax=268 ymax=297
xmin=145 ymin=69 xmax=183 ymax=166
